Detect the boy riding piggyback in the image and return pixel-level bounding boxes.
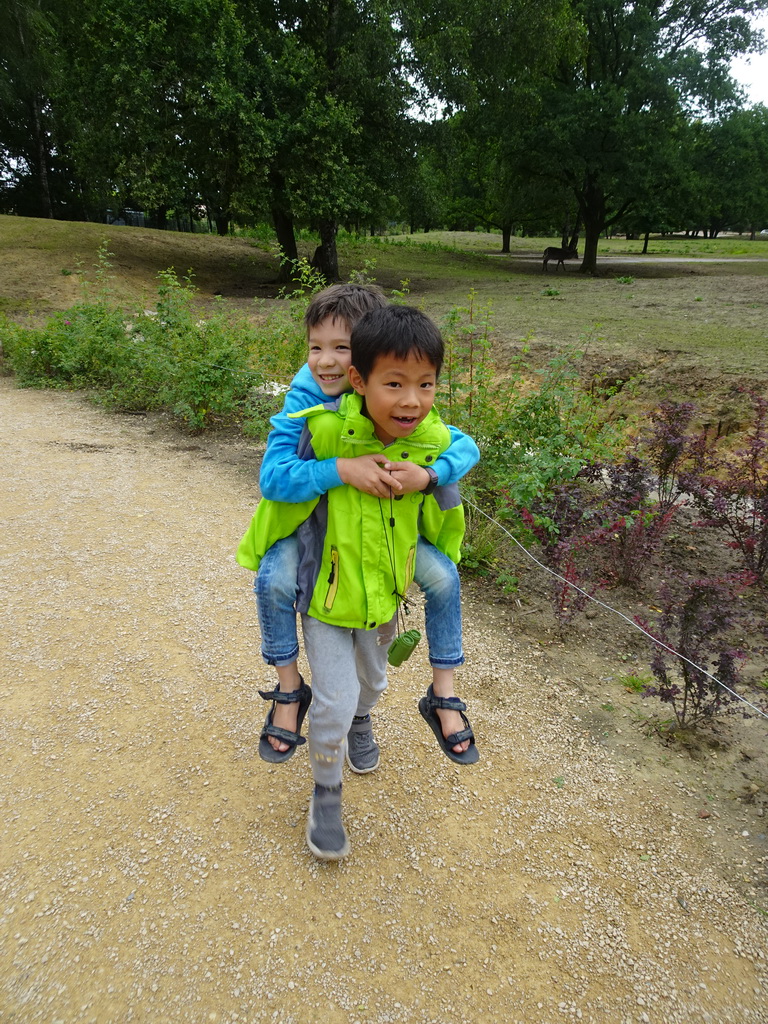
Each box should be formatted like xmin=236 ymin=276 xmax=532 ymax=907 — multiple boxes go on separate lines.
xmin=238 ymin=284 xmax=479 ymax=771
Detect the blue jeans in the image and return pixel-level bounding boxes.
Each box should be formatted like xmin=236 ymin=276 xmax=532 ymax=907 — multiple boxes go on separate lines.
xmin=254 ymin=535 xmax=464 ymax=669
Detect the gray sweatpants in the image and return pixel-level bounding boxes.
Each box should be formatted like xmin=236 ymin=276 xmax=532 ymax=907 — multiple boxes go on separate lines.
xmin=301 ymin=614 xmax=393 ymax=787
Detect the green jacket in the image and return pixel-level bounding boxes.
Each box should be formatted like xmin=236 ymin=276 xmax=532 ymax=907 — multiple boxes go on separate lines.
xmin=236 ymin=392 xmax=466 ymax=630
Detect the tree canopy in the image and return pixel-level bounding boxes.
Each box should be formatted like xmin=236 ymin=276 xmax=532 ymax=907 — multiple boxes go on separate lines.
xmin=2 ymin=0 xmax=767 ymax=278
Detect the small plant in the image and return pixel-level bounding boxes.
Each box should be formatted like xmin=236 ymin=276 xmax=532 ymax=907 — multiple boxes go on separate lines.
xmin=619 ymin=672 xmax=653 ymax=692
xmin=636 ymin=571 xmax=756 ymax=729
xmin=77 ymin=240 xmax=116 ymax=304
xmin=439 ymin=289 xmax=497 ymax=427
xmin=389 ymin=279 xmax=411 ymax=303
xmin=459 ymin=513 xmax=499 ymax=575
xmin=541 ymin=287 xmax=560 ymax=297
xmin=495 ymin=570 xmax=519 ymax=594
xmin=348 ymin=258 xmax=378 ymax=286
xmin=615 ymin=276 xmax=634 ymax=285
xmin=521 ymin=401 xmax=701 ymax=602
xmin=549 ymin=547 xmax=591 ymax=632
xmin=636 ymin=401 xmax=702 ymax=512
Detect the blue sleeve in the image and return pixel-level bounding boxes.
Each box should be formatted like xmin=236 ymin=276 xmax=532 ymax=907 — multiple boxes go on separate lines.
xmin=432 ymin=425 xmax=480 ymax=486
xmin=259 ymin=388 xmax=343 ymax=503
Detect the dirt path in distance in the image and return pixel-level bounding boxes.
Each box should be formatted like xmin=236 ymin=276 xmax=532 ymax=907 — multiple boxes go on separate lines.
xmin=1 ymin=379 xmax=766 ymax=1024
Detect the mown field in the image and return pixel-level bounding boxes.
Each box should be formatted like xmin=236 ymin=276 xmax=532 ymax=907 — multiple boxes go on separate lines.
xmin=2 ymin=216 xmax=767 ymax=396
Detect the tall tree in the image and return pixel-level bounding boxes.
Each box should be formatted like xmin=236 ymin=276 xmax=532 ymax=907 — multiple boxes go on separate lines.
xmin=0 ymin=0 xmax=57 ymax=217
xmin=249 ymin=0 xmax=414 ymax=279
xmin=688 ymin=106 xmax=768 ymax=237
xmin=516 ymin=0 xmax=768 ymax=271
xmin=58 ymin=0 xmax=271 ymax=230
xmin=403 ymin=0 xmax=768 ymax=273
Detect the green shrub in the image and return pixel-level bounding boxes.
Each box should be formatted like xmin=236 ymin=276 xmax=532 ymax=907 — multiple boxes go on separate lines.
xmin=0 ymin=264 xmax=307 ymax=432
xmin=439 ymin=295 xmax=619 ymax=531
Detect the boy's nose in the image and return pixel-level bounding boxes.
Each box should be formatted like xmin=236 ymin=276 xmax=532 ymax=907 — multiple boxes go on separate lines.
xmin=399 ymin=388 xmax=420 ymax=408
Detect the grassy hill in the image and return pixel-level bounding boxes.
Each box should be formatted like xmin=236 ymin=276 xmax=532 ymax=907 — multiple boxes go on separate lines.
xmin=2 ymin=214 xmax=768 ymax=422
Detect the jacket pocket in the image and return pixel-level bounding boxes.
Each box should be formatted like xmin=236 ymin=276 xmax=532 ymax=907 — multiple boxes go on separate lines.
xmin=404 ymin=544 xmax=416 ymax=590
xmin=323 ymin=546 xmax=340 ymax=612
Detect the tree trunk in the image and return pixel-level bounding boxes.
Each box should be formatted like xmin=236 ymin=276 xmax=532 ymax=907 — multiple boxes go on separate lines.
xmin=271 ymin=206 xmax=298 ymax=283
xmin=31 ymin=97 xmax=53 ymax=219
xmin=215 ymin=214 xmax=230 ymax=236
xmin=576 ymin=177 xmax=605 ymax=275
xmin=580 ymin=221 xmax=601 ymax=273
xmin=501 ymin=221 xmax=512 ymax=253
xmin=311 ymin=219 xmax=339 ymax=282
xmin=642 ymin=231 xmax=650 ymax=254
xmin=568 ymin=213 xmax=582 ymax=253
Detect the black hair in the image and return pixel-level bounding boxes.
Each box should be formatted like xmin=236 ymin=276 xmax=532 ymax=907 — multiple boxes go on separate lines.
xmin=304 ymin=282 xmax=387 ymax=332
xmin=350 ymin=305 xmax=444 ymax=382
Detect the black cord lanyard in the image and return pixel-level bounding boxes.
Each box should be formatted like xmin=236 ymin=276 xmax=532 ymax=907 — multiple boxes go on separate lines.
xmin=378 ymin=489 xmax=409 ymax=636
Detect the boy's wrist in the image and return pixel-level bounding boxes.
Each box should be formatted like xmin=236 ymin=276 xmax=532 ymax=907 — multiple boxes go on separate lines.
xmin=421 ymin=466 xmax=439 ymax=495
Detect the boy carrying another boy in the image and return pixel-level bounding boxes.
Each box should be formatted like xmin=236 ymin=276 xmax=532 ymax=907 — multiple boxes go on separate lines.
xmin=237 ymin=303 xmax=479 ymax=859
xmin=241 ymin=284 xmax=478 ymax=769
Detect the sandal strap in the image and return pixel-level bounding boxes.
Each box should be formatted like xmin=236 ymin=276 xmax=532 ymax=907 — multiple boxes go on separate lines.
xmin=426 ymin=690 xmax=467 ymax=713
xmin=262 ymin=723 xmax=307 ymax=747
xmin=444 ymin=726 xmax=474 ymax=746
xmin=258 ymin=685 xmax=306 ymax=704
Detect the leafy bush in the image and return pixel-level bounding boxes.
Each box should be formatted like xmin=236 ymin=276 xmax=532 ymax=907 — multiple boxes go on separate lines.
xmin=683 ymin=393 xmax=768 ymax=582
xmin=518 ymin=402 xmax=702 ymax=611
xmin=0 ymin=265 xmax=310 ymax=431
xmin=636 ymin=572 xmax=755 ymax=729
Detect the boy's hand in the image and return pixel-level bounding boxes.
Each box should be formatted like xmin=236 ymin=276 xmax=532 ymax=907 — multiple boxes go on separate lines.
xmin=337 ymin=455 xmax=403 ymax=497
xmin=382 ymin=462 xmax=432 ymax=494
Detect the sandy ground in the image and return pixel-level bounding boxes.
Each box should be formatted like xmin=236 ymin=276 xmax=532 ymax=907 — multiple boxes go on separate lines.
xmin=1 ymin=378 xmax=767 ymax=1024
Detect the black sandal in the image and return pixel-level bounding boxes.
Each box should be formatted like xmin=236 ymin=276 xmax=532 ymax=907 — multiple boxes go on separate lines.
xmin=257 ymin=678 xmax=312 ymax=763
xmin=418 ymin=684 xmax=479 ymax=765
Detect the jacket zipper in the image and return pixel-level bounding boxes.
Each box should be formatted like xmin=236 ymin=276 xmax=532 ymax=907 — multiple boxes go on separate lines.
xmin=323 ymin=546 xmax=340 ymax=612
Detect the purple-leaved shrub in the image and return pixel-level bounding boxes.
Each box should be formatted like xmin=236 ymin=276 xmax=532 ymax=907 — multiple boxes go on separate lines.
xmin=683 ymin=393 xmax=768 ymax=583
xmin=635 ymin=571 xmax=756 ymax=729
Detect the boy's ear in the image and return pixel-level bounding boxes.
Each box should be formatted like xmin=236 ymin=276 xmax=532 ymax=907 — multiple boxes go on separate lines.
xmin=347 ymin=365 xmax=366 ymax=394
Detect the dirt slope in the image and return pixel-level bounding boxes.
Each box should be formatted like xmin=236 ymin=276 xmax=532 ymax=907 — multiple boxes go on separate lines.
xmin=1 ymin=379 xmax=766 ymax=1024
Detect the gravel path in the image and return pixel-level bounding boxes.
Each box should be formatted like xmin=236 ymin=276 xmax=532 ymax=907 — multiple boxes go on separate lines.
xmin=1 ymin=379 xmax=766 ymax=1024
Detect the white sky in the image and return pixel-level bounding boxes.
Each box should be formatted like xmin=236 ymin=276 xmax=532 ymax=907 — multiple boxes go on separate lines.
xmin=730 ymin=11 xmax=768 ymax=106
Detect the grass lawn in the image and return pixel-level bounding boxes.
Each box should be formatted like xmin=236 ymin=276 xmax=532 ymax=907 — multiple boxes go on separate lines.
xmin=2 ymin=215 xmax=767 ymax=425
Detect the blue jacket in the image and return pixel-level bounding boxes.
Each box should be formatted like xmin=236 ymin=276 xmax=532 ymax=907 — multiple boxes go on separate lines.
xmin=259 ymin=363 xmax=479 ymax=502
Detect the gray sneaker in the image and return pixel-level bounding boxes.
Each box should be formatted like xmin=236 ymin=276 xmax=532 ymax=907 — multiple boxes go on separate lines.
xmin=306 ymin=785 xmax=350 ymax=861
xmin=346 ymin=715 xmax=380 ymax=774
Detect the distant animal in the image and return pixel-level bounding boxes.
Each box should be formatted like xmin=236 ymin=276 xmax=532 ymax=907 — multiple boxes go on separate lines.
xmin=543 ymin=245 xmax=578 ymax=272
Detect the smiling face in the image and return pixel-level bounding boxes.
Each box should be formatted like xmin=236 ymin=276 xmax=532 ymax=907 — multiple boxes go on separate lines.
xmin=348 ymin=351 xmax=437 ymax=445
xmin=307 ymin=316 xmax=353 ymax=397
